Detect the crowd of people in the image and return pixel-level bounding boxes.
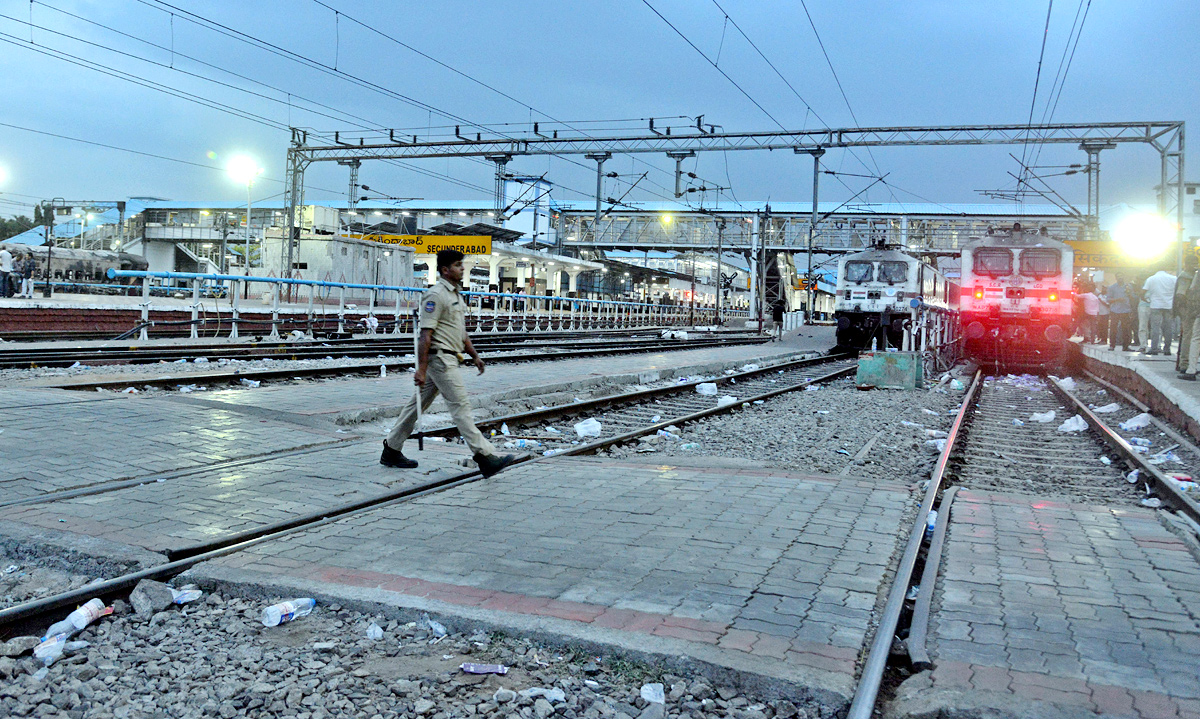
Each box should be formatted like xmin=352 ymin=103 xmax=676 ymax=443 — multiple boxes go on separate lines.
xmin=0 ymin=246 xmax=36 ymax=298
xmin=1075 ymin=254 xmax=1200 ymax=380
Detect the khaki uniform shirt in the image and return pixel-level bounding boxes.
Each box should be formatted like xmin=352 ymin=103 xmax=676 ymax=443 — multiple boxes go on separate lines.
xmin=420 ymin=277 xmax=467 ymax=354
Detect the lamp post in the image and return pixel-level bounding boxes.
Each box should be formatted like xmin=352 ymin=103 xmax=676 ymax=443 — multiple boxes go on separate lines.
xmin=227 ymin=155 xmax=263 ymax=269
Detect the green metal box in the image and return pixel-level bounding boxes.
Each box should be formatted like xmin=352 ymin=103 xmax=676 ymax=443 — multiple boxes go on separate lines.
xmin=855 ymin=351 xmax=923 ymax=390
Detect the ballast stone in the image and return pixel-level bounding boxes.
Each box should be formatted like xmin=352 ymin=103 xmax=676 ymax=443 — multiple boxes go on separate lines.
xmin=129 ymin=579 xmax=175 ymax=617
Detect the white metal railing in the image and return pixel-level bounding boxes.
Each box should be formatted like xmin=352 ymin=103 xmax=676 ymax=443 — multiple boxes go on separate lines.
xmin=107 ymin=269 xmax=749 ymax=340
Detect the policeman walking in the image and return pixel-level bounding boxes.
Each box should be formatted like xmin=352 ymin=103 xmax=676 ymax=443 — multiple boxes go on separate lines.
xmin=381 ymin=249 xmax=517 ymax=477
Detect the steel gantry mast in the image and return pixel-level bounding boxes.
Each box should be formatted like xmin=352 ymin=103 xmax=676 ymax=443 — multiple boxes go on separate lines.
xmin=280 ymin=120 xmax=1185 ymax=275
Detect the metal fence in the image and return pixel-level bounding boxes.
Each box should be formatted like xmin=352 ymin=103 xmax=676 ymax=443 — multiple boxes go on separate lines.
xmin=107 ymin=270 xmax=749 ymax=341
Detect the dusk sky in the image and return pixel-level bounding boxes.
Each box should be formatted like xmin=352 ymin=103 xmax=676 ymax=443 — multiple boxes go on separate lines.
xmin=0 ymin=0 xmax=1196 ymax=220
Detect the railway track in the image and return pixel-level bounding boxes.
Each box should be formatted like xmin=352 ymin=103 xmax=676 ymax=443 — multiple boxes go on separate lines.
xmin=41 ymin=336 xmax=772 ymax=391
xmin=0 ymin=353 xmax=855 ymax=636
xmin=849 ymin=370 xmax=1200 ymax=718
xmin=0 ymin=329 xmax=761 ymax=370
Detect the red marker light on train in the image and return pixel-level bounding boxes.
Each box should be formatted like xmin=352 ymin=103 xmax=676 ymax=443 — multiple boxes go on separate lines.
xmin=1048 ymin=293 xmax=1058 ymax=301
xmin=974 ymin=287 xmax=984 ymax=299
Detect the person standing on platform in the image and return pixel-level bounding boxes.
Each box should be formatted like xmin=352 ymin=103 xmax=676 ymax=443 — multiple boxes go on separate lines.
xmin=1134 ymin=271 xmax=1151 ymax=350
xmin=1078 ymin=282 xmax=1100 ymax=343
xmin=1095 ymin=277 xmax=1110 ymax=346
xmin=1174 ymin=255 xmax=1198 ymax=370
xmin=381 ymin=250 xmax=517 ymax=478
xmin=1143 ymin=265 xmax=1177 ymax=355
xmin=771 ymin=299 xmax=786 ymax=341
xmin=1106 ymin=272 xmax=1133 ymax=352
xmin=0 ymin=246 xmax=12 ymax=299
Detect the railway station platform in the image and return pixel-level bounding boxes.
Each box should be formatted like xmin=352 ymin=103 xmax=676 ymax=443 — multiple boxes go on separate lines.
xmin=1073 ymin=341 xmax=1200 ymax=442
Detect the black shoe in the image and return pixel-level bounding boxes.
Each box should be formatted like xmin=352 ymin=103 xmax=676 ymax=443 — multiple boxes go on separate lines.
xmin=474 ymin=452 xmax=517 ymax=478
xmin=1183 ymin=374 xmax=1198 ymax=382
xmin=380 ymin=441 xmax=418 ymax=469
xmin=1122 ymin=346 xmax=1133 ymax=352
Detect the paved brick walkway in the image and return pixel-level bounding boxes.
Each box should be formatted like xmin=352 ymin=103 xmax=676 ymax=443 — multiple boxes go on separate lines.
xmin=200 ymin=457 xmax=911 ymax=700
xmin=896 ymin=489 xmax=1200 ymax=719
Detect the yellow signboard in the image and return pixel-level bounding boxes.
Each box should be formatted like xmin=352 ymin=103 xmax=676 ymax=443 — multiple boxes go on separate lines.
xmin=1065 ymin=240 xmax=1129 ymax=269
xmin=353 ymin=234 xmax=492 ymax=255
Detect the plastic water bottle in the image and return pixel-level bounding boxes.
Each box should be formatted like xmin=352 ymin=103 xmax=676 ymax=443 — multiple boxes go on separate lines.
xmin=42 ymin=598 xmax=107 ymax=641
xmin=261 ymin=598 xmax=316 ymax=627
xmin=924 ymin=510 xmax=938 ymax=538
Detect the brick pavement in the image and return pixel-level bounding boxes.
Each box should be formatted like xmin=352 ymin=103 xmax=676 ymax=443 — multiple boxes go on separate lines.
xmin=895 ymin=489 xmax=1200 ymax=719
xmin=193 ymin=456 xmax=912 ymax=699
xmin=0 ymin=388 xmax=347 ymax=500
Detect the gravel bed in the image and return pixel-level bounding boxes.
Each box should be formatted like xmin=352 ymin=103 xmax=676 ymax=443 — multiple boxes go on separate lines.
xmin=0 ymin=557 xmax=834 ymax=719
xmin=597 ymin=378 xmax=965 ymax=481
xmin=1071 ymin=375 xmax=1200 ymax=504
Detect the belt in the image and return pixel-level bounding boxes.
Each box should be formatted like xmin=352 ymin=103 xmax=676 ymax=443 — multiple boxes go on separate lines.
xmin=435 ymin=349 xmax=465 ymax=363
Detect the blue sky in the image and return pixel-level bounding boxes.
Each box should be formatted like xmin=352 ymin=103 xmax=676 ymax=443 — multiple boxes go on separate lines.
xmin=0 ymin=0 xmax=1195 ymax=219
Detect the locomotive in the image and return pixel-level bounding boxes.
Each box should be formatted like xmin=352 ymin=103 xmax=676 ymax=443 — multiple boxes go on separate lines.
xmin=0 ymin=242 xmax=148 ymax=290
xmin=959 ymin=224 xmax=1073 ymax=369
xmin=833 ymin=247 xmax=957 ymax=351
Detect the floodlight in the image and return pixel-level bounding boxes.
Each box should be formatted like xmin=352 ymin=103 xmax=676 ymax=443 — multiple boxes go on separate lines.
xmin=226 ymin=155 xmax=263 ymax=185
xmin=1113 ymin=213 xmax=1174 ymax=260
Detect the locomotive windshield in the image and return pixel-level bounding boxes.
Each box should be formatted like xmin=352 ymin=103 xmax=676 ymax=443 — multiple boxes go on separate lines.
xmin=1019 ymin=248 xmax=1060 ymax=279
xmin=973 ymin=249 xmax=1013 ymax=278
xmin=878 ymin=262 xmax=908 ymax=284
xmin=844 ymin=261 xmax=873 ymax=283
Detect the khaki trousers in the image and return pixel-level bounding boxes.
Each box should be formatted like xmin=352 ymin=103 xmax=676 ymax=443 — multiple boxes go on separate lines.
xmin=1187 ymin=317 xmax=1200 ymax=374
xmin=386 ymin=353 xmax=498 ymax=458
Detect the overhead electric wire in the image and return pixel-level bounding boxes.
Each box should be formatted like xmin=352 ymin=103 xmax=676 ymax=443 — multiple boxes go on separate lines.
xmin=133 ymin=0 xmax=682 ymax=205
xmin=1027 ymin=0 xmax=1093 ymax=170
xmin=1016 ymin=0 xmax=1056 ymax=193
xmin=308 ymin=0 xmax=693 ymax=203
xmin=0 ymin=17 xmax=499 ymax=198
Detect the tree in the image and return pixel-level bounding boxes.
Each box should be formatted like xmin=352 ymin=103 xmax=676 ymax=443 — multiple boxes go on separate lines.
xmin=0 ymin=216 xmax=34 ymax=241
xmin=33 ymin=204 xmax=45 ymax=226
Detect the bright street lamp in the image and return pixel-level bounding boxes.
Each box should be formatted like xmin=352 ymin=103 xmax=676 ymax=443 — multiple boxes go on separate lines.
xmin=227 ymin=155 xmax=263 ymax=269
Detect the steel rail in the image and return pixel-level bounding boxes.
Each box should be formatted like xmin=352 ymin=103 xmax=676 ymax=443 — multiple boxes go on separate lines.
xmin=0 ymin=333 xmax=755 ymax=370
xmin=166 ymin=358 xmax=855 ymax=561
xmin=906 ymin=486 xmax=959 ymax=670
xmin=1047 ymin=377 xmax=1200 ymax=525
xmin=846 ymin=369 xmax=983 ymax=719
xmin=0 ymin=356 xmax=854 ymax=631
xmin=44 ymin=337 xmax=770 ymax=391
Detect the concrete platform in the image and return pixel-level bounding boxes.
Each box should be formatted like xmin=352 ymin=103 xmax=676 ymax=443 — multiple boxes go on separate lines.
xmin=1074 ymin=341 xmax=1200 ymax=442
xmin=894 ymin=489 xmax=1200 ymax=719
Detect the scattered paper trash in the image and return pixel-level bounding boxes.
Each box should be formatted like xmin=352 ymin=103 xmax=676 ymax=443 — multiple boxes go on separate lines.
xmin=696 ymin=383 xmax=719 ymax=396
xmin=1100 ymin=456 xmax=1112 ymax=465
xmin=680 ymin=443 xmax=700 ymax=450
xmin=170 ymin=586 xmax=203 ymax=604
xmin=1120 ymin=413 xmax=1153 ymax=431
xmin=925 ymin=429 xmax=948 ymax=439
xmin=640 ymin=683 xmax=666 ymax=704
xmin=716 ymin=395 xmax=738 ymax=408
xmin=1093 ymin=403 xmax=1121 ymax=413
xmin=1051 ymin=376 xmax=1077 ymax=391
xmin=740 ymin=364 xmax=760 ymax=372
xmin=366 ymin=623 xmax=384 ymax=640
xmin=424 ymin=613 xmax=448 ymax=638
xmin=1058 ymin=415 xmax=1088 ymax=432
xmin=542 ymin=448 xmax=567 ymax=457
xmin=504 ymin=439 xmax=541 ymax=449
xmin=461 ymin=663 xmax=508 ymax=675
xmin=1030 ymin=411 xmax=1056 ymax=423
xmin=949 ymin=379 xmax=965 ymax=391
xmin=924 ymin=438 xmax=947 ymax=453
xmin=1012 ymin=418 xmax=1025 ymax=426
xmin=239 ymin=378 xmax=260 ymax=388
xmin=520 ymin=688 xmax=566 ymax=703
xmin=573 ymin=418 xmax=602 ymax=438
